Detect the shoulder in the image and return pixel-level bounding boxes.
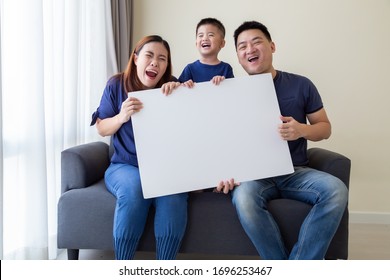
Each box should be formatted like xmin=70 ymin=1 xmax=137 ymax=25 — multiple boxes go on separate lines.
xmin=275 ymin=70 xmax=320 ymax=97
xmin=184 ymin=60 xmax=201 ymax=68
xmin=220 ymin=61 xmax=233 ymax=67
xmin=180 ymin=61 xmax=199 ymax=74
xmin=102 ymin=75 xmax=127 ymax=101
xmin=106 ymin=75 xmax=122 ymax=88
xmin=104 ymin=75 xmax=123 ymax=93
xmin=278 ymin=71 xmax=317 ymax=86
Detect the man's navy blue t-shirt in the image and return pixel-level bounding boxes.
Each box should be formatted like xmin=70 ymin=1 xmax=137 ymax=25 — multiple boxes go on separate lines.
xmin=273 ymin=70 xmax=323 ymax=166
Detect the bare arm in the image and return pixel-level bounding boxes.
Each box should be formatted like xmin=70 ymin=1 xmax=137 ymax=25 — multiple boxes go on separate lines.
xmin=279 ymin=108 xmax=331 ymax=142
xmin=95 ymin=97 xmax=143 ymax=137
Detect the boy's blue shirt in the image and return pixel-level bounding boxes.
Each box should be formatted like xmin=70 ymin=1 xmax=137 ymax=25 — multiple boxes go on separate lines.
xmin=178 ymin=60 xmax=234 ymax=83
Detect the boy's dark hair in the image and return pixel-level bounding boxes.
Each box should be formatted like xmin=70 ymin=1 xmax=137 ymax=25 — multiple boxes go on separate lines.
xmin=234 ymin=21 xmax=272 ymax=48
xmin=196 ymin=17 xmax=226 ymax=38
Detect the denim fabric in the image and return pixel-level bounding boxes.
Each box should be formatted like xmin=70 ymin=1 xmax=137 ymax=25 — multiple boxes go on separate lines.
xmin=232 ymin=166 xmax=348 ymax=260
xmin=105 ymin=163 xmax=188 ymax=260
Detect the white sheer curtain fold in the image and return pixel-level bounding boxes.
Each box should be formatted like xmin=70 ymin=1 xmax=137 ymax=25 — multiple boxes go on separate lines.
xmin=0 ymin=0 xmax=117 ymax=259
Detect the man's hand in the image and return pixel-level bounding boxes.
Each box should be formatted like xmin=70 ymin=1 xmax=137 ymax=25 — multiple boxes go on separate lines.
xmin=278 ymin=115 xmax=304 ymax=141
xmin=214 ymin=178 xmax=240 ymax=194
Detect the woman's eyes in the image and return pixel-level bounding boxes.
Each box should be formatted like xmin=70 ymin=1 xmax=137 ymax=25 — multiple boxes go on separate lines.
xmin=143 ymin=53 xmax=166 ymax=62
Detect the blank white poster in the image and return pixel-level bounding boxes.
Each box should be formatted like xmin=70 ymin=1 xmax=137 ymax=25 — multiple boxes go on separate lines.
xmin=131 ymin=73 xmax=293 ymax=198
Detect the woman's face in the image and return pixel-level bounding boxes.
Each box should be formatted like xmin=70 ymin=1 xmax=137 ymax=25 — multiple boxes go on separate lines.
xmin=134 ymin=42 xmax=169 ymax=89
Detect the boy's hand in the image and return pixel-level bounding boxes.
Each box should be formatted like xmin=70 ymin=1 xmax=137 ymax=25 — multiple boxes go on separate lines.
xmin=211 ymin=75 xmax=225 ymax=85
xmin=161 ymin=81 xmax=181 ymax=95
xmin=182 ymin=79 xmax=195 ymax=88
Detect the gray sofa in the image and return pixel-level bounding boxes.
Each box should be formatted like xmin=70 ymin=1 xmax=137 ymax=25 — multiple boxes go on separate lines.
xmin=58 ymin=141 xmax=350 ymax=259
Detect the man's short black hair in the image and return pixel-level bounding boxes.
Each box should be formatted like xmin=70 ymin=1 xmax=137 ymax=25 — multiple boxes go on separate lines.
xmin=234 ymin=21 xmax=272 ymax=48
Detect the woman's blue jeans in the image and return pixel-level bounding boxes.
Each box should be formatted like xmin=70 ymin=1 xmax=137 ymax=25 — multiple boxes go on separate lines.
xmin=231 ymin=167 xmax=348 ymax=260
xmin=105 ymin=163 xmax=188 ymax=260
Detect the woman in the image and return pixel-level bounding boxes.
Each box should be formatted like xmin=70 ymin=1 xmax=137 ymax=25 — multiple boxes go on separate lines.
xmin=91 ymin=35 xmax=187 ymax=260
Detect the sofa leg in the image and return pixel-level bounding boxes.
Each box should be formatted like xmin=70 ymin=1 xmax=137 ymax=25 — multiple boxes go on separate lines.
xmin=67 ymin=249 xmax=79 ymax=260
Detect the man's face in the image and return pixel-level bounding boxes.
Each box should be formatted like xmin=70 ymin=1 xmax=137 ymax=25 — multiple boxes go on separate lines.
xmin=236 ymin=29 xmax=275 ymax=75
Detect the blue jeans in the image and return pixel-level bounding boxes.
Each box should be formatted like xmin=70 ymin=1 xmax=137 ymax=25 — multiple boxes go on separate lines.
xmin=231 ymin=167 xmax=348 ymax=260
xmin=105 ymin=163 xmax=188 ymax=260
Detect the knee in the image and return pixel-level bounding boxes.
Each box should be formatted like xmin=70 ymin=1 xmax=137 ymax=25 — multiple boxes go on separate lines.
xmin=158 ymin=193 xmax=188 ymax=211
xmin=232 ymin=182 xmax=263 ymax=216
xmin=114 ymin=182 xmax=146 ymax=211
xmin=232 ymin=182 xmax=252 ymax=207
xmin=336 ymin=181 xmax=348 ymax=207
xmin=326 ymin=177 xmax=349 ymax=208
xmin=169 ymin=193 xmax=188 ymax=205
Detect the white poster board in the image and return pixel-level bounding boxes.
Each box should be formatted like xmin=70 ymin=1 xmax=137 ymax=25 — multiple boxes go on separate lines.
xmin=131 ymin=74 xmax=293 ymax=198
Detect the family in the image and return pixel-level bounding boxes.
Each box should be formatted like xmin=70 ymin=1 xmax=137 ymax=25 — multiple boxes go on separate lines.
xmin=91 ymin=18 xmax=348 ymax=260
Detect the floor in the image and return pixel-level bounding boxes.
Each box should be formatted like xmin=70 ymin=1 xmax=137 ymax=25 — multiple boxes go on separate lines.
xmin=57 ymin=223 xmax=390 ymax=260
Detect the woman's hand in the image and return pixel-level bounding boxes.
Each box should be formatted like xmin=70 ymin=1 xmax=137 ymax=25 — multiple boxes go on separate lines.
xmin=117 ymin=97 xmax=143 ymax=124
xmin=161 ymin=81 xmax=181 ymax=95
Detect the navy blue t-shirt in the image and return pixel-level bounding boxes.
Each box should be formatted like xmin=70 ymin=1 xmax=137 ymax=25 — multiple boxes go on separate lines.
xmin=91 ymin=76 xmax=139 ymax=166
xmin=178 ymin=60 xmax=234 ymax=83
xmin=273 ymin=71 xmax=323 ymax=166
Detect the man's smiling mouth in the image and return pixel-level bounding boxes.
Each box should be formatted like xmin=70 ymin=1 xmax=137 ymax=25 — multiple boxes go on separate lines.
xmin=248 ymin=56 xmax=259 ymax=62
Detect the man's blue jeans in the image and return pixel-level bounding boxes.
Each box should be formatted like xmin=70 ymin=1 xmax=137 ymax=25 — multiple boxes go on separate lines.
xmin=231 ymin=166 xmax=348 ymax=260
xmin=105 ymin=163 xmax=188 ymax=260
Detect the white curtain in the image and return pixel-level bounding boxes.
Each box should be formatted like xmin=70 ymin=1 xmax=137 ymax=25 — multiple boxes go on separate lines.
xmin=0 ymin=0 xmax=117 ymax=259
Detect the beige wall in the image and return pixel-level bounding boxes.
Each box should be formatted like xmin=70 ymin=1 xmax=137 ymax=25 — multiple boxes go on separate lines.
xmin=133 ymin=0 xmax=390 ymax=217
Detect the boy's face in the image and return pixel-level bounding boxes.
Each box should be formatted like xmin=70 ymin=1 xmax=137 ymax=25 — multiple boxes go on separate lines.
xmin=196 ymin=24 xmax=225 ymax=57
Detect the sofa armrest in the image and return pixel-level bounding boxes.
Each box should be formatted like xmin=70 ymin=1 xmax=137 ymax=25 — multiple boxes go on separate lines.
xmin=307 ymin=147 xmax=351 ymax=188
xmin=61 ymin=141 xmax=110 ymax=193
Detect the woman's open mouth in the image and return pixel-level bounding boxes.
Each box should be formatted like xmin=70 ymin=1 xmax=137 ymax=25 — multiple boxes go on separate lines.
xmin=146 ymin=70 xmax=158 ymax=78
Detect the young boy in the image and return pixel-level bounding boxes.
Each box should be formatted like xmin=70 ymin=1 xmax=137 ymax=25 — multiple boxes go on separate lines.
xmin=179 ymin=17 xmax=234 ymax=86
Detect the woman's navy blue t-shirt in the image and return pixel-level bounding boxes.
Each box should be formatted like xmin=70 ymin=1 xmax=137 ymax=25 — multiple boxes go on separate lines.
xmin=91 ymin=76 xmax=139 ymax=166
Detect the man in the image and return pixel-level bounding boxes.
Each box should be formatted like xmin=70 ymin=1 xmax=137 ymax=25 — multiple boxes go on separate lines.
xmin=216 ymin=21 xmax=348 ymax=260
